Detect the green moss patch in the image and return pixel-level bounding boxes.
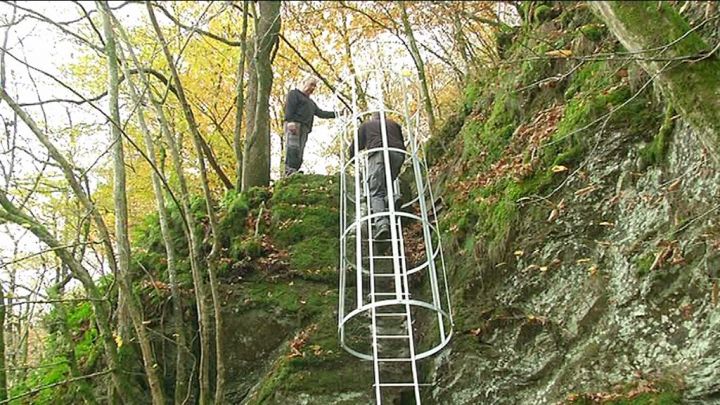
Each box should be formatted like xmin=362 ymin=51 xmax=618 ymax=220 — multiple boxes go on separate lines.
xmin=269 ymin=174 xmax=340 ymax=279
xmin=639 ymin=104 xmax=676 ymax=168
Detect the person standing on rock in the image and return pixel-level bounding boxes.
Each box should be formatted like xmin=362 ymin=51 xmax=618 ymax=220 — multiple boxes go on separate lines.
xmin=283 ymin=77 xmax=340 ymax=176
xmin=349 ymin=111 xmax=406 ymax=240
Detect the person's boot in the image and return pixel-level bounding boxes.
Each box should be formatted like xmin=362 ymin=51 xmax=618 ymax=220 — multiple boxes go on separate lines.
xmin=374 ymin=222 xmax=390 ymax=240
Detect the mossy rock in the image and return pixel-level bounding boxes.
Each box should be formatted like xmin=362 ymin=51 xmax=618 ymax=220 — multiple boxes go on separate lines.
xmin=634 ymin=252 xmax=656 ymax=277
xmin=639 ymin=104 xmax=675 ymax=168
xmin=579 ymin=23 xmax=606 ymax=42
xmin=568 ymin=390 xmax=682 ymax=404
xmin=271 ymin=174 xmax=338 ymax=207
xmin=288 ymin=237 xmax=338 ymax=276
xmin=534 ymin=5 xmax=555 ymax=23
xmin=231 ymin=235 xmax=264 ymax=260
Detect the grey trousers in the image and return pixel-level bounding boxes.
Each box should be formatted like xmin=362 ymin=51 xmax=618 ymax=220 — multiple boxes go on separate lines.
xmin=368 ymin=151 xmax=405 ymax=227
xmin=284 ymin=122 xmax=310 ymax=176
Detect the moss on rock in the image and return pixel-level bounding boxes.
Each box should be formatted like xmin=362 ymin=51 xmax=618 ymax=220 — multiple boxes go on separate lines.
xmin=639 ymin=104 xmax=676 ymax=168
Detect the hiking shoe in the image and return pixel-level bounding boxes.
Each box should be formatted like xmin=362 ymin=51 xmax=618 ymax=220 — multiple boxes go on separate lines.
xmin=374 ymin=223 xmax=390 ymax=240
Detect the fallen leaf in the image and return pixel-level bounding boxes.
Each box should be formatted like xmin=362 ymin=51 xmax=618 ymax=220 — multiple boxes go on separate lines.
xmin=514 ymin=250 xmax=524 ymax=257
xmin=680 ymin=303 xmax=693 ymax=320
xmin=598 ymin=221 xmax=615 ymax=227
xmin=545 ymin=49 xmax=573 ymax=58
xmin=551 ymin=165 xmax=569 ymax=173
xmin=667 ymin=178 xmax=682 ymax=192
xmin=547 ymin=208 xmax=559 ymax=223
xmin=575 ymin=184 xmax=598 ymax=196
xmin=576 ymin=258 xmax=591 ymax=264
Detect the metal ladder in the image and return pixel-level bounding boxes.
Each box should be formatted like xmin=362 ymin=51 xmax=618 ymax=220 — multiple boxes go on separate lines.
xmin=338 ymin=69 xmax=454 ymax=405
xmin=368 ymin=216 xmax=422 ymax=404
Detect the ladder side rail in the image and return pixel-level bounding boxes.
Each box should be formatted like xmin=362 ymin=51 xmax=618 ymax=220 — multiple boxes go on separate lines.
xmin=420 ymin=144 xmax=454 ymax=326
xmin=339 ymin=108 xmax=348 ymax=332
xmin=395 ymin=209 xmax=423 ymax=403
xmin=403 ymin=76 xmax=446 ymax=340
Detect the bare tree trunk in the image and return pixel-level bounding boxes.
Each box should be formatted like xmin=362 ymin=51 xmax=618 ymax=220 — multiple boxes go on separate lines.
xmin=590 ymin=1 xmax=720 ymax=164
xmin=197 ymin=132 xmax=235 ymax=191
xmin=129 ymin=51 xmax=208 ymax=405
xmin=0 ymin=16 xmax=12 ymax=396
xmin=0 ymin=284 xmax=6 ymax=403
xmin=234 ymin=0 xmax=250 ymax=190
xmin=242 ymin=1 xmax=281 ymax=190
xmin=147 ymin=3 xmax=227 ymax=402
xmin=98 ymin=3 xmax=166 ymax=404
xmin=243 ymin=35 xmax=258 ymax=192
xmin=400 ymin=1 xmax=436 ymax=134
xmin=154 ymin=97 xmax=205 ymax=405
xmin=451 ymin=8 xmax=472 ymax=82
xmin=108 ymin=9 xmax=191 ymax=403
xmin=118 ymin=10 xmax=212 ymax=404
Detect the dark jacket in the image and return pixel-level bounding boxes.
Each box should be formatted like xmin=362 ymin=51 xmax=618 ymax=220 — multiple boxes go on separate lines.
xmin=349 ymin=117 xmax=405 ymax=158
xmin=284 ymin=88 xmax=336 ymax=132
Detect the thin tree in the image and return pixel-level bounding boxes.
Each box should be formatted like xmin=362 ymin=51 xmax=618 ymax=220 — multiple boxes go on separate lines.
xmin=399 ymin=1 xmax=436 ymax=134
xmin=147 ymin=3 xmax=227 ymax=402
xmin=242 ymin=1 xmax=281 ymax=189
xmin=121 ymin=34 xmax=211 ymax=404
xmin=108 ymin=7 xmax=192 ymax=402
xmin=234 ymin=0 xmax=250 ymax=189
xmin=0 ymin=283 xmax=6 ymax=403
xmin=98 ymin=2 xmax=166 ymax=403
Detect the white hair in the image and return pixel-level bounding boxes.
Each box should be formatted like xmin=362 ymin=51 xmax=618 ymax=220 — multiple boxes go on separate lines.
xmin=302 ymin=76 xmax=318 ymax=89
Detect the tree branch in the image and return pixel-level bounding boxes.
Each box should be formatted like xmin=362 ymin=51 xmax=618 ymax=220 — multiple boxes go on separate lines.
xmin=17 ymin=67 xmax=177 ymax=107
xmin=0 ymin=369 xmax=113 ymax=404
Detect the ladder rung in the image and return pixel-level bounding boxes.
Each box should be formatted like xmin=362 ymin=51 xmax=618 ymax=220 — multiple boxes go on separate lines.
xmin=376 ymin=335 xmax=410 ymax=339
xmin=370 ymin=292 xmax=408 ymax=296
xmin=375 ymin=383 xmax=419 ymax=387
xmin=376 ymin=358 xmax=413 ymax=362
xmin=373 ymin=274 xmax=401 ymax=277
xmin=366 ymin=256 xmax=405 ymax=259
xmin=375 ymin=313 xmax=407 ymax=317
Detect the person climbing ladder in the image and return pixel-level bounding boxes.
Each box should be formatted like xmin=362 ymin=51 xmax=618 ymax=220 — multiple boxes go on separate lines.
xmin=349 ymin=111 xmax=406 ymax=240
